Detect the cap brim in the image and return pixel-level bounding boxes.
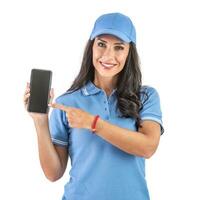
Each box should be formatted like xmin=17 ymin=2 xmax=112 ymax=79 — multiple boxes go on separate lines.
xmin=90 ymin=29 xmax=131 ymax=43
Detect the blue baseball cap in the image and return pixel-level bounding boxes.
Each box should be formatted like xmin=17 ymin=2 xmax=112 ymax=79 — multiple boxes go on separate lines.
xmin=90 ymin=12 xmax=136 ymax=44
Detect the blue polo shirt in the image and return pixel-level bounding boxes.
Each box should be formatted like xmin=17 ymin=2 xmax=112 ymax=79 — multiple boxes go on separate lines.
xmin=49 ymin=80 xmax=164 ymax=200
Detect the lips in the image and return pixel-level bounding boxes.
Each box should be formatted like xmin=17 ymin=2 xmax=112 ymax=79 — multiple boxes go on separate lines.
xmin=100 ymin=62 xmax=116 ymax=69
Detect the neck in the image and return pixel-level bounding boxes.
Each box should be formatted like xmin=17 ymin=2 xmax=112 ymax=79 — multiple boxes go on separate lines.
xmin=93 ymin=74 xmax=117 ymax=96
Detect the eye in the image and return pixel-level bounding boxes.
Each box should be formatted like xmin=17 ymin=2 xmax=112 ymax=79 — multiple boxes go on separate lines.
xmin=115 ymin=46 xmax=124 ymax=51
xmin=97 ymin=42 xmax=106 ymax=47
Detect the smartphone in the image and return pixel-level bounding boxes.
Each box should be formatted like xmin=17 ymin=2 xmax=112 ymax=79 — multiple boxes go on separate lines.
xmin=27 ymin=69 xmax=52 ymax=113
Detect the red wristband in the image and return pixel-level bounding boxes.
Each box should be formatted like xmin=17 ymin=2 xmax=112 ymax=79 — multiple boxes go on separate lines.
xmin=91 ymin=115 xmax=100 ymax=133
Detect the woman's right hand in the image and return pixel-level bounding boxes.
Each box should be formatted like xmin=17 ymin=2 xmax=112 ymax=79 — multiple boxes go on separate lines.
xmin=24 ymin=83 xmax=68 ymax=181
xmin=23 ymin=82 xmax=54 ymax=124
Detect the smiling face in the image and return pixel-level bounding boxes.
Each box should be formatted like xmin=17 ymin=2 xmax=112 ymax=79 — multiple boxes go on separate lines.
xmin=92 ymin=35 xmax=130 ymax=83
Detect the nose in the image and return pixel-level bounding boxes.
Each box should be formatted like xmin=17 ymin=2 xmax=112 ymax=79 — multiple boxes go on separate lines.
xmin=101 ymin=46 xmax=115 ymax=61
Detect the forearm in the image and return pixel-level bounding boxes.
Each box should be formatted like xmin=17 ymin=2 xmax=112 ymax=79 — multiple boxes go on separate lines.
xmin=95 ymin=118 xmax=153 ymax=158
xmin=33 ymin=118 xmax=64 ymax=181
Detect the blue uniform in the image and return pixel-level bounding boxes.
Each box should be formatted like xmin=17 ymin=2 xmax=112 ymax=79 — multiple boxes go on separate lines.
xmin=49 ymin=80 xmax=164 ymax=200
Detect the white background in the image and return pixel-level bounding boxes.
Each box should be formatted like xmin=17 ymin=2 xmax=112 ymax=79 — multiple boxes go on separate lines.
xmin=0 ymin=0 xmax=200 ymax=199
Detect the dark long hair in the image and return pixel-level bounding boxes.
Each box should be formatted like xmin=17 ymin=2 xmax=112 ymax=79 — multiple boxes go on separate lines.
xmin=67 ymin=39 xmax=147 ymax=129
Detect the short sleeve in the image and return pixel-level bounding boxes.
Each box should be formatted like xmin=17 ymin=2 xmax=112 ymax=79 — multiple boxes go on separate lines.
xmin=140 ymin=86 xmax=164 ymax=135
xmin=49 ymin=97 xmax=70 ymax=146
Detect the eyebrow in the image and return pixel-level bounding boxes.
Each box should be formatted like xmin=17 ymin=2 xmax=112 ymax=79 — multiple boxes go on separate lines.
xmin=97 ymin=38 xmax=125 ymax=45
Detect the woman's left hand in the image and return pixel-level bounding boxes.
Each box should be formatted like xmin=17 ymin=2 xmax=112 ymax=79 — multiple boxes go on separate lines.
xmin=49 ymin=103 xmax=94 ymax=130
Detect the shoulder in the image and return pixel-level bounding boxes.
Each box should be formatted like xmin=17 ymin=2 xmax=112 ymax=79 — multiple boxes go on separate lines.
xmin=55 ymin=88 xmax=82 ymax=105
xmin=140 ymin=85 xmax=159 ymax=94
xmin=140 ymin=85 xmax=160 ymax=104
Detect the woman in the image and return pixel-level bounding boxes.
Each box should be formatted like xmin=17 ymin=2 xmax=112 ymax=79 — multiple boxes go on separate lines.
xmin=24 ymin=12 xmax=164 ymax=200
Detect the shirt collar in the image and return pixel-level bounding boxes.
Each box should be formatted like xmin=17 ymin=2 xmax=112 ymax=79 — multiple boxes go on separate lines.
xmin=81 ymin=80 xmax=102 ymax=96
xmin=81 ymin=80 xmax=117 ymax=96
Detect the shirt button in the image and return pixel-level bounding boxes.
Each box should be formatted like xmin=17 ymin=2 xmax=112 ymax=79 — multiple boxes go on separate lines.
xmin=105 ymin=108 xmax=107 ymax=111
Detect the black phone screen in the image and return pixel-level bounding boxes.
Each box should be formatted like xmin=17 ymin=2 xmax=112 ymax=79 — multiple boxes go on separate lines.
xmin=28 ymin=69 xmax=52 ymax=113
